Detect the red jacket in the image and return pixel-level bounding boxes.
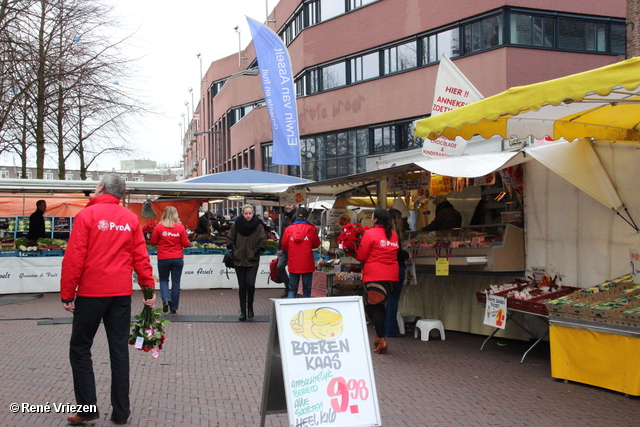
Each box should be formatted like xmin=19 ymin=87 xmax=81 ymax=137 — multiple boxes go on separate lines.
xmin=355 ymin=225 xmax=399 ymax=283
xmin=60 ymin=194 xmax=155 ymax=301
xmin=282 ymin=221 xmax=320 ymax=274
xmin=150 ymin=222 xmax=190 ymax=259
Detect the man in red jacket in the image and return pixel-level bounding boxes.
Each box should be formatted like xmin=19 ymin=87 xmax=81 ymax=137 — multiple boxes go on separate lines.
xmin=60 ymin=174 xmax=156 ymax=426
xmin=282 ymin=208 xmax=320 ymax=298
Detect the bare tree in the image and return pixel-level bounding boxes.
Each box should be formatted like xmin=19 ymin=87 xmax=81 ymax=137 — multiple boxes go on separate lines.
xmin=1 ymin=0 xmax=149 ymax=179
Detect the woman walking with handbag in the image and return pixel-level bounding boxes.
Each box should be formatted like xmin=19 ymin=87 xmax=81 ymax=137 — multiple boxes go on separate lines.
xmin=226 ymin=204 xmax=266 ymax=321
xmin=150 ymin=206 xmax=191 ymax=314
xmin=355 ymin=208 xmax=399 ymax=354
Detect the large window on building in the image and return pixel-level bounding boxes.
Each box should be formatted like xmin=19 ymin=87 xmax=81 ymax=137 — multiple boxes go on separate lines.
xmin=511 ymin=13 xmax=554 ymax=47
xmin=350 ymin=52 xmax=379 ymax=83
xmin=321 ymin=0 xmax=346 ymax=21
xmin=372 ymin=125 xmax=396 ymax=153
xmin=262 ymin=144 xmax=278 ymax=174
xmin=383 ymin=41 xmax=417 ymax=75
xmin=423 ymin=28 xmax=460 ymax=65
xmin=611 ymin=23 xmax=626 ymax=54
xmin=463 ymin=14 xmax=503 ymax=53
xmin=322 ymin=62 xmax=347 ymax=90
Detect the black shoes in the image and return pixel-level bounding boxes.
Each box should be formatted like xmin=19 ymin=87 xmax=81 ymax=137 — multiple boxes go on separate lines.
xmin=239 ymin=311 xmax=247 ymax=321
xmin=162 ymin=301 xmax=168 ymax=313
xmin=170 ymin=310 xmax=176 ymax=314
xmin=248 ymin=307 xmax=254 ymax=319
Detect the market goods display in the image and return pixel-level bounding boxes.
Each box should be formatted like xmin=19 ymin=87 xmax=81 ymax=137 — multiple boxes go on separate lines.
xmin=546 ymin=274 xmax=640 ymax=326
xmin=476 ymin=276 xmax=578 ymax=316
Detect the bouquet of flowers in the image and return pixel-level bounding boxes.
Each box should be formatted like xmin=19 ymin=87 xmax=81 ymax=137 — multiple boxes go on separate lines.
xmin=142 ymin=221 xmax=158 ymax=241
xmin=337 ymin=223 xmax=369 ymax=256
xmin=129 ymin=286 xmax=170 ymax=359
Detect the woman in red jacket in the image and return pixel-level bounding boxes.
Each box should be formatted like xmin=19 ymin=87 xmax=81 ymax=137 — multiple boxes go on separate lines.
xmin=150 ymin=206 xmax=191 ymax=314
xmin=355 ymin=208 xmax=399 ymax=354
xmin=281 ymin=208 xmax=320 ymax=298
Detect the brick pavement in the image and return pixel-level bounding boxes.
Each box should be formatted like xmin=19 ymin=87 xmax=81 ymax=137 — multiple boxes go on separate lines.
xmin=0 ymin=289 xmax=638 ymax=427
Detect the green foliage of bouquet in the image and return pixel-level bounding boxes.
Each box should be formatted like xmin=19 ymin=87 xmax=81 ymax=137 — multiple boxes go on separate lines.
xmin=128 ymin=286 xmax=170 ymax=359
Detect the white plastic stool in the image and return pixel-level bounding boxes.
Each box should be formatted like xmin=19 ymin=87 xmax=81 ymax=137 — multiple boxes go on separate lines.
xmin=396 ymin=312 xmax=405 ymax=335
xmin=414 ymin=319 xmax=445 ymax=341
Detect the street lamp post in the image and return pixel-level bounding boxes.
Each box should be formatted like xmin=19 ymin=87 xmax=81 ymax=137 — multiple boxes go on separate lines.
xmin=196 ymin=52 xmax=203 ymax=82
xmin=234 ymin=26 xmax=245 ymax=67
xmin=184 ymin=101 xmax=190 ymax=121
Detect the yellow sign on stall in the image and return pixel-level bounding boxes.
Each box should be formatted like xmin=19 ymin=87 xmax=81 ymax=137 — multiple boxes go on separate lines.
xmin=435 ymin=257 xmax=449 ymax=276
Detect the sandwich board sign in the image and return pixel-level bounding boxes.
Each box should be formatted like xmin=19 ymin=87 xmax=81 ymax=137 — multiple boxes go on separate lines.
xmin=260 ymin=296 xmax=381 ymax=427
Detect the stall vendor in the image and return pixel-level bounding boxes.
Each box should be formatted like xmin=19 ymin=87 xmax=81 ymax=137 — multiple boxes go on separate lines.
xmin=422 ymin=196 xmax=462 ymax=232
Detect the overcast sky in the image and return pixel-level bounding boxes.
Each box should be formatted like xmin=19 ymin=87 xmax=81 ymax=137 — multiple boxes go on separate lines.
xmin=97 ymin=0 xmax=280 ymax=172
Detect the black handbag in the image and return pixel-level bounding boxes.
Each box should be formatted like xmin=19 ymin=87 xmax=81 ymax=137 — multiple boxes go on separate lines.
xmin=223 ymin=250 xmax=235 ymax=269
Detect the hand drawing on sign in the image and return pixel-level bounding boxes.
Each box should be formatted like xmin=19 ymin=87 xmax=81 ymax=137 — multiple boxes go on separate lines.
xmin=290 ymin=307 xmax=344 ymax=340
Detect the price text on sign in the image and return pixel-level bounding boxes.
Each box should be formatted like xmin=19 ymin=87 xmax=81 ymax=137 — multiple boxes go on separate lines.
xmin=327 ymin=377 xmax=370 ymax=414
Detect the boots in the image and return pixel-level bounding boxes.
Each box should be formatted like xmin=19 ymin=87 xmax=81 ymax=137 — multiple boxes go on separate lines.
xmin=239 ymin=308 xmax=247 ymax=321
xmin=248 ymin=304 xmax=254 ymax=319
xmin=373 ymin=336 xmax=380 ymax=348
xmin=373 ymin=338 xmax=388 ymax=354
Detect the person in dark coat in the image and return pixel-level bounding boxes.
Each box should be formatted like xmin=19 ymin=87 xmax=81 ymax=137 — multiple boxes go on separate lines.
xmin=276 ymin=204 xmax=297 ymax=297
xmin=422 ymin=196 xmax=462 ymax=232
xmin=28 ymin=199 xmax=47 ymax=241
xmin=225 ymin=204 xmax=266 ymax=321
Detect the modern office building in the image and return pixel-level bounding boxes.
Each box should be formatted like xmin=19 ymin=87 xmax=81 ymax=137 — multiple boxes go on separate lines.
xmin=187 ymin=0 xmax=627 ymax=181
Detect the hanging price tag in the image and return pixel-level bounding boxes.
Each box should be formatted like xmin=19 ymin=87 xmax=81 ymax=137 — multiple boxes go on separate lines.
xmin=436 ymin=257 xmax=449 ymax=276
xmin=135 ymin=336 xmax=144 ymax=349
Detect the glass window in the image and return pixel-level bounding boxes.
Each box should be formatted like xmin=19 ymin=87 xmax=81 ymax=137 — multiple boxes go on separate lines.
xmin=65 ymin=173 xmax=74 ymax=180
xmin=383 ymin=41 xmax=417 ymax=74
xmin=534 ymin=16 xmax=554 ymax=47
xmin=0 ymin=171 xmax=9 ymax=179
xmin=322 ymin=62 xmax=346 ymax=90
xmin=349 ymin=0 xmax=376 ymax=9
xmin=262 ymin=144 xmax=278 ymax=173
xmin=321 ymin=0 xmax=345 ymax=21
xmin=422 ymin=34 xmax=438 ymax=64
xmin=511 ymin=13 xmax=533 ymax=45
xmin=464 ymin=14 xmax=502 ymax=53
xmin=306 ymin=1 xmax=319 ymax=26
xmin=437 ymin=28 xmax=460 ymax=58
xmin=558 ymin=18 xmax=585 ymax=50
xmin=373 ymin=125 xmax=394 ymax=153
xmin=399 ymin=122 xmax=420 ymax=151
xmin=308 ymin=69 xmax=320 ymax=94
xmin=44 ymin=172 xmax=54 ymax=180
xmin=350 ymin=52 xmax=379 ymax=82
xmin=611 ymin=23 xmax=626 ymax=54
xmin=586 ymin=22 xmax=606 ymax=52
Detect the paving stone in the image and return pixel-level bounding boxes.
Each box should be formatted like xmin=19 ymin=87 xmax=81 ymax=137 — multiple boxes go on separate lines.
xmin=0 ymin=289 xmax=638 ymax=426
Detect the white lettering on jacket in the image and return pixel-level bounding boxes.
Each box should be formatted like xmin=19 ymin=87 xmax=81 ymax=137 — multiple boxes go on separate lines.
xmin=162 ymin=231 xmax=180 ymax=237
xmin=109 ymin=222 xmax=131 ymax=231
xmin=379 ymin=240 xmax=398 ymax=247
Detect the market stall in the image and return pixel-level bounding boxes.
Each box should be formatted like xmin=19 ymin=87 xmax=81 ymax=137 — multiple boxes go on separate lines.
xmin=411 ymin=57 xmax=640 ymax=390
xmin=0 ymin=253 xmax=280 ymax=294
xmin=0 ymin=172 xmax=307 ymax=295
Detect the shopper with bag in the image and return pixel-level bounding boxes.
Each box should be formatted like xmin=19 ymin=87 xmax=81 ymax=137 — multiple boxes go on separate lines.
xmin=281 ymin=208 xmax=320 ymax=298
xmin=226 ymin=204 xmax=266 ymax=321
xmin=355 ymin=208 xmax=399 ymax=354
xmin=150 ymin=206 xmax=191 ymax=315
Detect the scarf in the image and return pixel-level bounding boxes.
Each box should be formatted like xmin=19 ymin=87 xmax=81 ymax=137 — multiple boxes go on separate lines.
xmin=235 ymin=214 xmax=262 ymax=237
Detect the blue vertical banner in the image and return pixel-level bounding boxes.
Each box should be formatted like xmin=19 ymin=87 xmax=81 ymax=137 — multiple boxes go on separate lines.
xmin=247 ymin=17 xmax=301 ymax=166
